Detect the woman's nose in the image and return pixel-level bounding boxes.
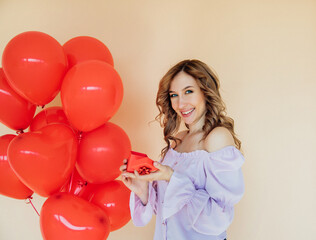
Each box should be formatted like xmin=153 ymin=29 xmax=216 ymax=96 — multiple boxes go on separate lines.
xmin=178 ymin=96 xmax=187 ymax=109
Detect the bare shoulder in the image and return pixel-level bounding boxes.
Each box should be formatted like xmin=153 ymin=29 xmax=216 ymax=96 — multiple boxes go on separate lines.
xmin=204 ymin=127 xmax=235 ymax=152
xmin=171 ymin=130 xmax=188 ymax=148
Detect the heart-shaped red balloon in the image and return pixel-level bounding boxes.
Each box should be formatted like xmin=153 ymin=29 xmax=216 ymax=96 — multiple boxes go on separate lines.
xmin=90 ymin=180 xmax=131 ymax=231
xmin=0 ymin=68 xmax=36 ymax=131
xmin=0 ymin=134 xmax=33 ymax=199
xmin=8 ymin=124 xmax=78 ymax=197
xmin=40 ymin=193 xmax=110 ymax=240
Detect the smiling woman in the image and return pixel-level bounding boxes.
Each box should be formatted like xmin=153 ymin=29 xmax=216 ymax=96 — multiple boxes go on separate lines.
xmin=120 ymin=59 xmax=244 ymax=240
xmin=156 ymin=59 xmax=241 ymax=156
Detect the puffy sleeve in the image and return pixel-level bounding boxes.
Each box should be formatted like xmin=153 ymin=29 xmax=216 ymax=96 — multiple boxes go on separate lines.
xmin=129 ymin=181 xmax=158 ymax=226
xmin=162 ymin=146 xmax=245 ymax=235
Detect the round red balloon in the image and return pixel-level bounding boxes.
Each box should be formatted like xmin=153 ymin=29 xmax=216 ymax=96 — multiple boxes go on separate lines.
xmin=76 ymin=122 xmax=131 ymax=184
xmin=8 ymin=124 xmax=78 ymax=197
xmin=63 ymin=36 xmax=114 ymax=69
xmin=90 ymin=180 xmax=131 ymax=231
xmin=0 ymin=134 xmax=33 ymax=199
xmin=29 ymin=106 xmax=70 ymax=132
xmin=2 ymin=31 xmax=68 ymax=105
xmin=0 ymin=68 xmax=36 ymax=130
xmin=61 ymin=60 xmax=123 ymax=132
xmin=40 ymin=193 xmax=110 ymax=240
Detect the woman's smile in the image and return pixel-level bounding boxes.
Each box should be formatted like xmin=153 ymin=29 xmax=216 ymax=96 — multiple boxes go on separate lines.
xmin=180 ymin=108 xmax=195 ymax=117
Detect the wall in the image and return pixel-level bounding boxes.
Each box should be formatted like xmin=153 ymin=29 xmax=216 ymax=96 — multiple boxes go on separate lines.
xmin=0 ymin=0 xmax=315 ymax=239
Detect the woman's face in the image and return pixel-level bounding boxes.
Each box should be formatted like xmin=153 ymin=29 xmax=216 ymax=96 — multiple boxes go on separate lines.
xmin=169 ymin=71 xmax=206 ymax=127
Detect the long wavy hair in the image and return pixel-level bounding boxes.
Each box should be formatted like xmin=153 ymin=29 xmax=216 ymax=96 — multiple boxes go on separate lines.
xmin=155 ymin=59 xmax=241 ymax=158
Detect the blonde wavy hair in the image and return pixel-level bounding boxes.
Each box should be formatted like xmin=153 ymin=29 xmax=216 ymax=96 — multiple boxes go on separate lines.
xmin=155 ymin=59 xmax=241 ymax=158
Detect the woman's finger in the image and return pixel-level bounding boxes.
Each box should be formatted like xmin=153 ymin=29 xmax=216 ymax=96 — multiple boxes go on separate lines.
xmin=121 ymin=176 xmax=131 ymax=187
xmin=136 ymin=171 xmax=160 ymax=182
xmin=134 ymin=170 xmax=140 ymax=178
xmin=119 ymin=165 xmax=127 ymax=172
xmin=122 ymin=171 xmax=136 ymax=179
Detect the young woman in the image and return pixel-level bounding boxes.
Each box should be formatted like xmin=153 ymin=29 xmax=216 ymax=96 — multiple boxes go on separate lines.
xmin=120 ymin=59 xmax=245 ymax=240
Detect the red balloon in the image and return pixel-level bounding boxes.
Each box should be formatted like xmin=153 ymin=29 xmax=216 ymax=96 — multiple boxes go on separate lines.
xmin=40 ymin=193 xmax=110 ymax=240
xmin=90 ymin=180 xmax=131 ymax=231
xmin=0 ymin=68 xmax=36 ymax=130
xmin=76 ymin=122 xmax=131 ymax=184
xmin=2 ymin=31 xmax=68 ymax=105
xmin=63 ymin=36 xmax=114 ymax=69
xmin=0 ymin=134 xmax=33 ymax=199
xmin=7 ymin=124 xmax=78 ymax=197
xmin=61 ymin=60 xmax=123 ymax=132
xmin=29 ymin=106 xmax=70 ymax=132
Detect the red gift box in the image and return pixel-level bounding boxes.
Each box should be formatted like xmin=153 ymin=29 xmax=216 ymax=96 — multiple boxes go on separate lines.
xmin=126 ymin=151 xmax=158 ymax=175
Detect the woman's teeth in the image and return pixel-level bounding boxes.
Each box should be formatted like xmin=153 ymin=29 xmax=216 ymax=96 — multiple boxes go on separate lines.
xmin=182 ymin=109 xmax=194 ymax=115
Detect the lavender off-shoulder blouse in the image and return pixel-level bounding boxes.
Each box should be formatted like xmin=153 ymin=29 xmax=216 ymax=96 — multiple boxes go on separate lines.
xmin=129 ymin=146 xmax=245 ymax=240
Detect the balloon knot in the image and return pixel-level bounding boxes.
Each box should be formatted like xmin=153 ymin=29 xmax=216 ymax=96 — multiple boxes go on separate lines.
xmin=78 ymin=180 xmax=88 ymax=187
xmin=16 ymin=129 xmax=24 ymax=134
xmin=25 ymin=196 xmax=33 ymax=204
xmin=25 ymin=196 xmax=40 ymax=217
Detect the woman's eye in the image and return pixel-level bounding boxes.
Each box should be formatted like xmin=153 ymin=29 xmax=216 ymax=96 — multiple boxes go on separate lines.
xmin=170 ymin=94 xmax=178 ymax=98
xmin=185 ymin=90 xmax=193 ymax=94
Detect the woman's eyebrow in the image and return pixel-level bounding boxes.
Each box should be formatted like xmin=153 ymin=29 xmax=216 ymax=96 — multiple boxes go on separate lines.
xmin=182 ymin=86 xmax=193 ymax=90
xmin=169 ymin=86 xmax=194 ymax=93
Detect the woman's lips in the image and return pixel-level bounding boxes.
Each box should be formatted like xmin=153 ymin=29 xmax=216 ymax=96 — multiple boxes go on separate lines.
xmin=181 ymin=108 xmax=194 ymax=117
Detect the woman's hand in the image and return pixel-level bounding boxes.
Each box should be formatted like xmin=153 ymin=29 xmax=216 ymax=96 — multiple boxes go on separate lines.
xmin=120 ymin=159 xmax=149 ymax=204
xmin=132 ymin=162 xmax=174 ymax=182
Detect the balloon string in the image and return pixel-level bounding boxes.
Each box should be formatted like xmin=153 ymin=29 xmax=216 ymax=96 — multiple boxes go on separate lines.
xmin=68 ymin=171 xmax=75 ymax=193
xmin=43 ymin=107 xmax=49 ymax=125
xmin=78 ymin=131 xmax=83 ymax=143
xmin=25 ymin=196 xmax=40 ymax=217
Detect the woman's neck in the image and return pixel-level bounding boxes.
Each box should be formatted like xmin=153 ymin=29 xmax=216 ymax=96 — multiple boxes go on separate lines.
xmin=187 ymin=114 xmax=205 ymax=134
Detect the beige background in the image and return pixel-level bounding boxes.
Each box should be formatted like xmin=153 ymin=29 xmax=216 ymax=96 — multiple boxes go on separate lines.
xmin=1 ymin=0 xmax=316 ymax=239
